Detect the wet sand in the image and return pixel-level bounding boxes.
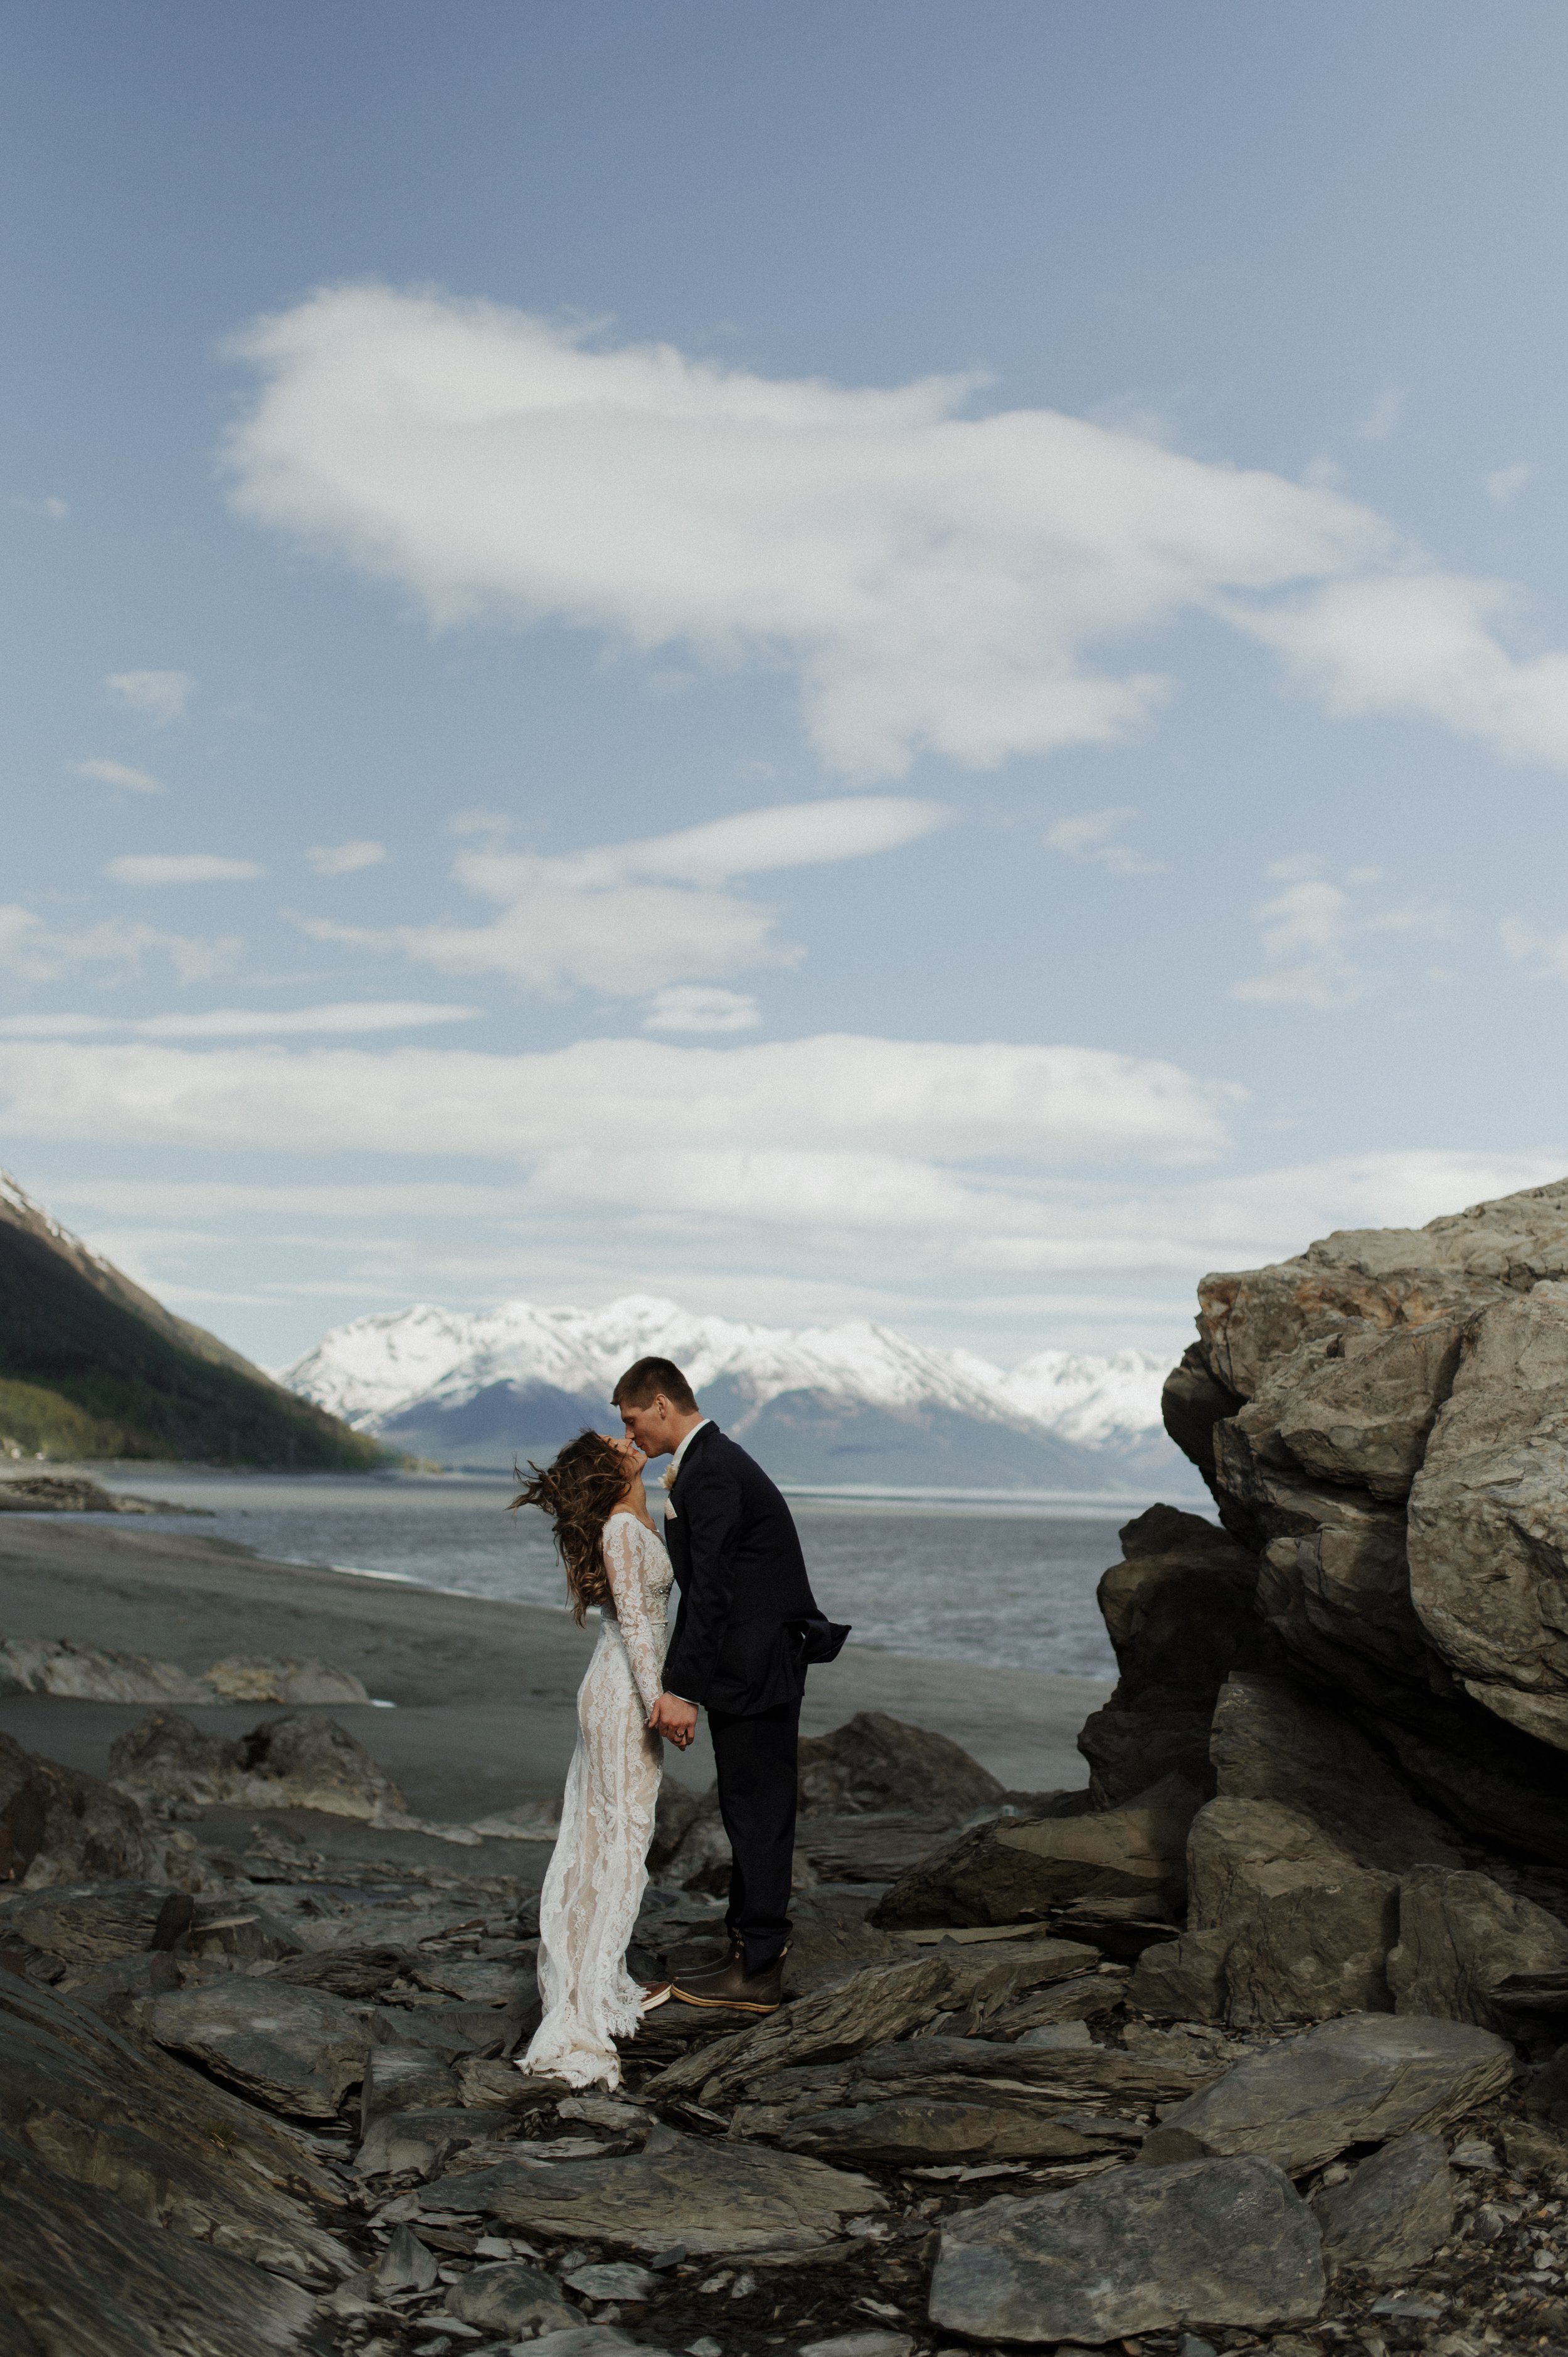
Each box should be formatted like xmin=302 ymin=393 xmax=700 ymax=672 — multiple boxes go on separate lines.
xmin=0 ymin=1515 xmax=1109 ymax=1823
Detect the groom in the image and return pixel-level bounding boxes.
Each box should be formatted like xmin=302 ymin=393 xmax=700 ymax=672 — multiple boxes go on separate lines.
xmin=613 ymin=1354 xmax=847 ymax=2014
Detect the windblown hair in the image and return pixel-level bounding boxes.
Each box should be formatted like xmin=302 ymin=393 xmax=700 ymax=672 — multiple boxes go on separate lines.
xmin=611 ymin=1354 xmax=697 ymax=1413
xmin=511 ymin=1429 xmax=628 ymax=1624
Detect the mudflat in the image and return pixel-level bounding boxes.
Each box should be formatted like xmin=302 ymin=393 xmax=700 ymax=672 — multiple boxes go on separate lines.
xmin=0 ymin=1514 xmax=1107 ymax=1822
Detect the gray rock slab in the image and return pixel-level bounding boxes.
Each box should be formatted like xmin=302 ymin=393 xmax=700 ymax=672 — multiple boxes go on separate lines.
xmin=563 ymin=2260 xmax=662 ymax=2300
xmin=448 ymin=2257 xmax=580 ymax=2334
xmin=1390 ymin=1866 xmax=1568 ymax=2024
xmin=928 ymin=2153 xmax=1325 ymax=2343
xmin=645 ymin=1955 xmax=952 ymax=2099
xmin=147 ymin=1978 xmax=372 ymax=2118
xmin=1311 ymin=2131 xmax=1456 ymax=2279
xmin=0 ymin=1969 xmax=351 ymax=2283
xmin=358 ymin=2105 xmax=506 ymax=2177
xmin=363 ymin=2037 xmax=462 ymax=2123
xmin=528 ymin=2333 xmax=657 ymax=2357
xmin=1128 ymin=1925 xmax=1231 ymax=2022
xmin=375 ymin=2221 xmax=438 ymax=2292
xmin=872 ymin=1773 xmax=1200 ymax=1928
xmin=797 ymin=2335 xmax=913 ymax=2357
xmin=781 ymin=2097 xmax=1108 ymax=2164
xmin=0 ymin=2125 xmax=319 ymax=2355
xmin=1160 ymin=2013 xmax=1514 ymax=2173
xmin=422 ymin=2120 xmax=883 ymax=2253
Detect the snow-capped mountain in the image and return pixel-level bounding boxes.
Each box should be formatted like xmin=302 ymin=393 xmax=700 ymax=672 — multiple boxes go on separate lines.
xmin=283 ymin=1295 xmax=1194 ymax=1494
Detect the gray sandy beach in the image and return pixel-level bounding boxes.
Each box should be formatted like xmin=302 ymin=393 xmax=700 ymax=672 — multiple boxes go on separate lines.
xmin=0 ymin=1515 xmax=1108 ymax=1849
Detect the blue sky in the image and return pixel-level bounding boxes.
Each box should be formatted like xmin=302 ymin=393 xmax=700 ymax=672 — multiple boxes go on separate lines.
xmin=4 ymin=1 xmax=1568 ymax=1372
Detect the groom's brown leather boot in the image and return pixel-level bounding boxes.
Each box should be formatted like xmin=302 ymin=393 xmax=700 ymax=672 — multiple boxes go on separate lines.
xmin=670 ymin=1939 xmax=787 ymax=2014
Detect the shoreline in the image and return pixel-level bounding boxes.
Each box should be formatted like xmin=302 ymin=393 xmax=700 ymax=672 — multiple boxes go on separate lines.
xmin=0 ymin=1514 xmax=1110 ymax=1824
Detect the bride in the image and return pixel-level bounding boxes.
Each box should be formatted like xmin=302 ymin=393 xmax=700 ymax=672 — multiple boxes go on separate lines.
xmin=511 ymin=1430 xmax=681 ymax=2088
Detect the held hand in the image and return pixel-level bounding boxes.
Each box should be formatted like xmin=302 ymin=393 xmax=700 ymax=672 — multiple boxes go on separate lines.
xmin=649 ymin=1691 xmax=699 ymax=1750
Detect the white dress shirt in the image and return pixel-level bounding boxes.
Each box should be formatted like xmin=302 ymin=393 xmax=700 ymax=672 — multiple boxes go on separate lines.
xmin=666 ymin=1417 xmax=711 ymax=1486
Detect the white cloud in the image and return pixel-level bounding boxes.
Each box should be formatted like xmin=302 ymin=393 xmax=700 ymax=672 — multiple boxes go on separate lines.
xmin=0 ymin=905 xmax=240 ymax=985
xmin=1232 ymin=859 xmax=1452 ymax=1009
xmin=643 ymin=986 xmax=760 ymax=1033
xmin=307 ymin=839 xmax=389 ymax=876
xmin=1355 ymin=385 xmax=1407 ymax=443
xmin=103 ymin=669 xmax=194 ymax=725
xmin=1501 ymin=915 xmax=1568 ymax=982
xmin=71 ymin=757 xmax=164 ymax=795
xmin=106 ymin=854 xmax=266 ymax=885
xmin=13 ymin=494 xmax=69 ymax=519
xmin=0 ymin=1032 xmax=1235 ymax=1171
xmin=1485 ymin=463 xmax=1534 ymax=508
xmin=1044 ymin=806 xmax=1162 ymax=875
xmin=0 ymin=1001 xmax=476 ymax=1040
xmin=223 ymin=286 xmax=1568 ymax=782
xmin=303 ymin=797 xmax=948 ymax=996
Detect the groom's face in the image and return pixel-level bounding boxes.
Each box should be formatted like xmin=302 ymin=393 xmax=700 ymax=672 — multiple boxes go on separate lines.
xmin=620 ymin=1393 xmax=677 ymax=1455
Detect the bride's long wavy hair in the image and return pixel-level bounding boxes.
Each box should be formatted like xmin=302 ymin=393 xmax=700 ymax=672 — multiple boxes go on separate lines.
xmin=511 ymin=1430 xmax=629 ymax=1624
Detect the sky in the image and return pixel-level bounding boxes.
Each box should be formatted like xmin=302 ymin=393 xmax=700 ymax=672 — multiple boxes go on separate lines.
xmin=4 ymin=1 xmax=1568 ymax=1376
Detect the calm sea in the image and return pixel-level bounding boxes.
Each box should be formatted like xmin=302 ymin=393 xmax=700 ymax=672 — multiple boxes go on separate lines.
xmin=63 ymin=1467 xmax=1209 ymax=1683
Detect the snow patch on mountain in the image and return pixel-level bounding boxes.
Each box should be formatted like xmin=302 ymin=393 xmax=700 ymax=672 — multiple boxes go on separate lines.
xmin=283 ymin=1293 xmax=1170 ymax=1454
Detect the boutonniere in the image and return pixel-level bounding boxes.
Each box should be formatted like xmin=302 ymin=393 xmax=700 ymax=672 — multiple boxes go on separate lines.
xmin=660 ymin=1464 xmax=677 ymax=1491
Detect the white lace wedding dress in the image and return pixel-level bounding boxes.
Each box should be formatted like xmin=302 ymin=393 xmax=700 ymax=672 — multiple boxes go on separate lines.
xmin=523 ymin=1511 xmax=674 ymax=2090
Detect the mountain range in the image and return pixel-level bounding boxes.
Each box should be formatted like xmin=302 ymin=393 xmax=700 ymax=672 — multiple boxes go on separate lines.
xmin=285 ymin=1294 xmax=1196 ymax=1494
xmin=0 ymin=1170 xmax=376 ymax=1469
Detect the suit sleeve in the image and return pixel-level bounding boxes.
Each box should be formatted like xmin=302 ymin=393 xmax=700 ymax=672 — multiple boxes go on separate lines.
xmin=658 ymin=1459 xmax=743 ymax=1706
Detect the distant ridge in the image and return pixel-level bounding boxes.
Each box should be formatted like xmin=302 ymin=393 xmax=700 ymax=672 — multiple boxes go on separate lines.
xmin=0 ymin=1171 xmax=378 ymax=1468
xmin=286 ymin=1294 xmax=1198 ymax=1494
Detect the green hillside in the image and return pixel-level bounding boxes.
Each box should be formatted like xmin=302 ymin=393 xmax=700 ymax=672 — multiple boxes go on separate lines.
xmin=0 ymin=1172 xmax=379 ymax=1468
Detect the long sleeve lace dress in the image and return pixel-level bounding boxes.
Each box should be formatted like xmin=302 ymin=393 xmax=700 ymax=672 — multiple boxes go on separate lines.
xmin=522 ymin=1511 xmax=674 ymax=2090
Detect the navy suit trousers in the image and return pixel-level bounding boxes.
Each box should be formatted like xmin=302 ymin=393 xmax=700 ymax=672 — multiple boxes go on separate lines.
xmin=707 ymin=1696 xmax=800 ymax=1974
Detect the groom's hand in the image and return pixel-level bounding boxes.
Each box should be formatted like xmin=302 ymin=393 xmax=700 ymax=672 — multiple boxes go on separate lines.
xmin=649 ymin=1692 xmax=698 ymax=1749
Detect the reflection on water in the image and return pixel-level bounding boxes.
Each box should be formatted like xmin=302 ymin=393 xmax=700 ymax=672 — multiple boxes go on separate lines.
xmin=58 ymin=1467 xmax=1208 ymax=1681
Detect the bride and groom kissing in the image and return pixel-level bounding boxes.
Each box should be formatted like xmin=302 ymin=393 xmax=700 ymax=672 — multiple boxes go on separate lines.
xmin=514 ymin=1353 xmax=849 ymax=2090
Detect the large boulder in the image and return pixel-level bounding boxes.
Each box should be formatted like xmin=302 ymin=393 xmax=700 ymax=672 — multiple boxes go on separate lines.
xmin=928 ymin=2154 xmax=1325 ymax=2343
xmin=797 ymin=1711 xmax=1003 ymax=1816
xmin=109 ymin=1708 xmax=407 ymax=1821
xmin=871 ymin=1774 xmax=1200 ymax=1929
xmin=0 ymin=1731 xmax=162 ymax=1888
xmin=1158 ymin=2012 xmax=1514 ymax=2173
xmin=1143 ymin=1179 xmax=1568 ymax=1876
xmin=1076 ymin=1506 xmax=1268 ymax=1806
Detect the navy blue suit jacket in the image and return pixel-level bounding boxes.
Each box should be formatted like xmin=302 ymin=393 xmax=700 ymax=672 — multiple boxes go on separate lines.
xmin=659 ymin=1423 xmax=844 ymax=1715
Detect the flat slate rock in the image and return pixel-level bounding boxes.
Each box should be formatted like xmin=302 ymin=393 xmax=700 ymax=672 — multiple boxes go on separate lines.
xmin=361 ymin=2036 xmax=460 ymax=2124
xmin=357 ymin=2104 xmax=506 ymax=2176
xmin=421 ymin=2120 xmax=884 ymax=2253
xmin=147 ymin=1979 xmax=372 ymax=2119
xmin=1159 ymin=2011 xmax=1514 ymax=2173
xmin=782 ymin=2096 xmax=1110 ymax=2164
xmin=928 ymin=2153 xmax=1325 ymax=2344
xmin=1311 ymin=2131 xmax=1458 ymax=2279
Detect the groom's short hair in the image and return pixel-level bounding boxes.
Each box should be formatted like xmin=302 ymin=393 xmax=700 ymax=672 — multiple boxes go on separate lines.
xmin=612 ymin=1356 xmax=697 ymax=1413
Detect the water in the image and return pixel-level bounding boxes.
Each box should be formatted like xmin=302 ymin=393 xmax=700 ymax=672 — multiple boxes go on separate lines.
xmin=61 ymin=1467 xmax=1210 ymax=1682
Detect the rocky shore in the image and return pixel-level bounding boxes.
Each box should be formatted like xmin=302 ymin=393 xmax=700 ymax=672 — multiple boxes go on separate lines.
xmin=9 ymin=1174 xmax=1568 ymax=2357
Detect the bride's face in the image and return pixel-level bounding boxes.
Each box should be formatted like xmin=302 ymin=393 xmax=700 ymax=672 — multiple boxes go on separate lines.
xmin=607 ymin=1434 xmax=647 ymax=1492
